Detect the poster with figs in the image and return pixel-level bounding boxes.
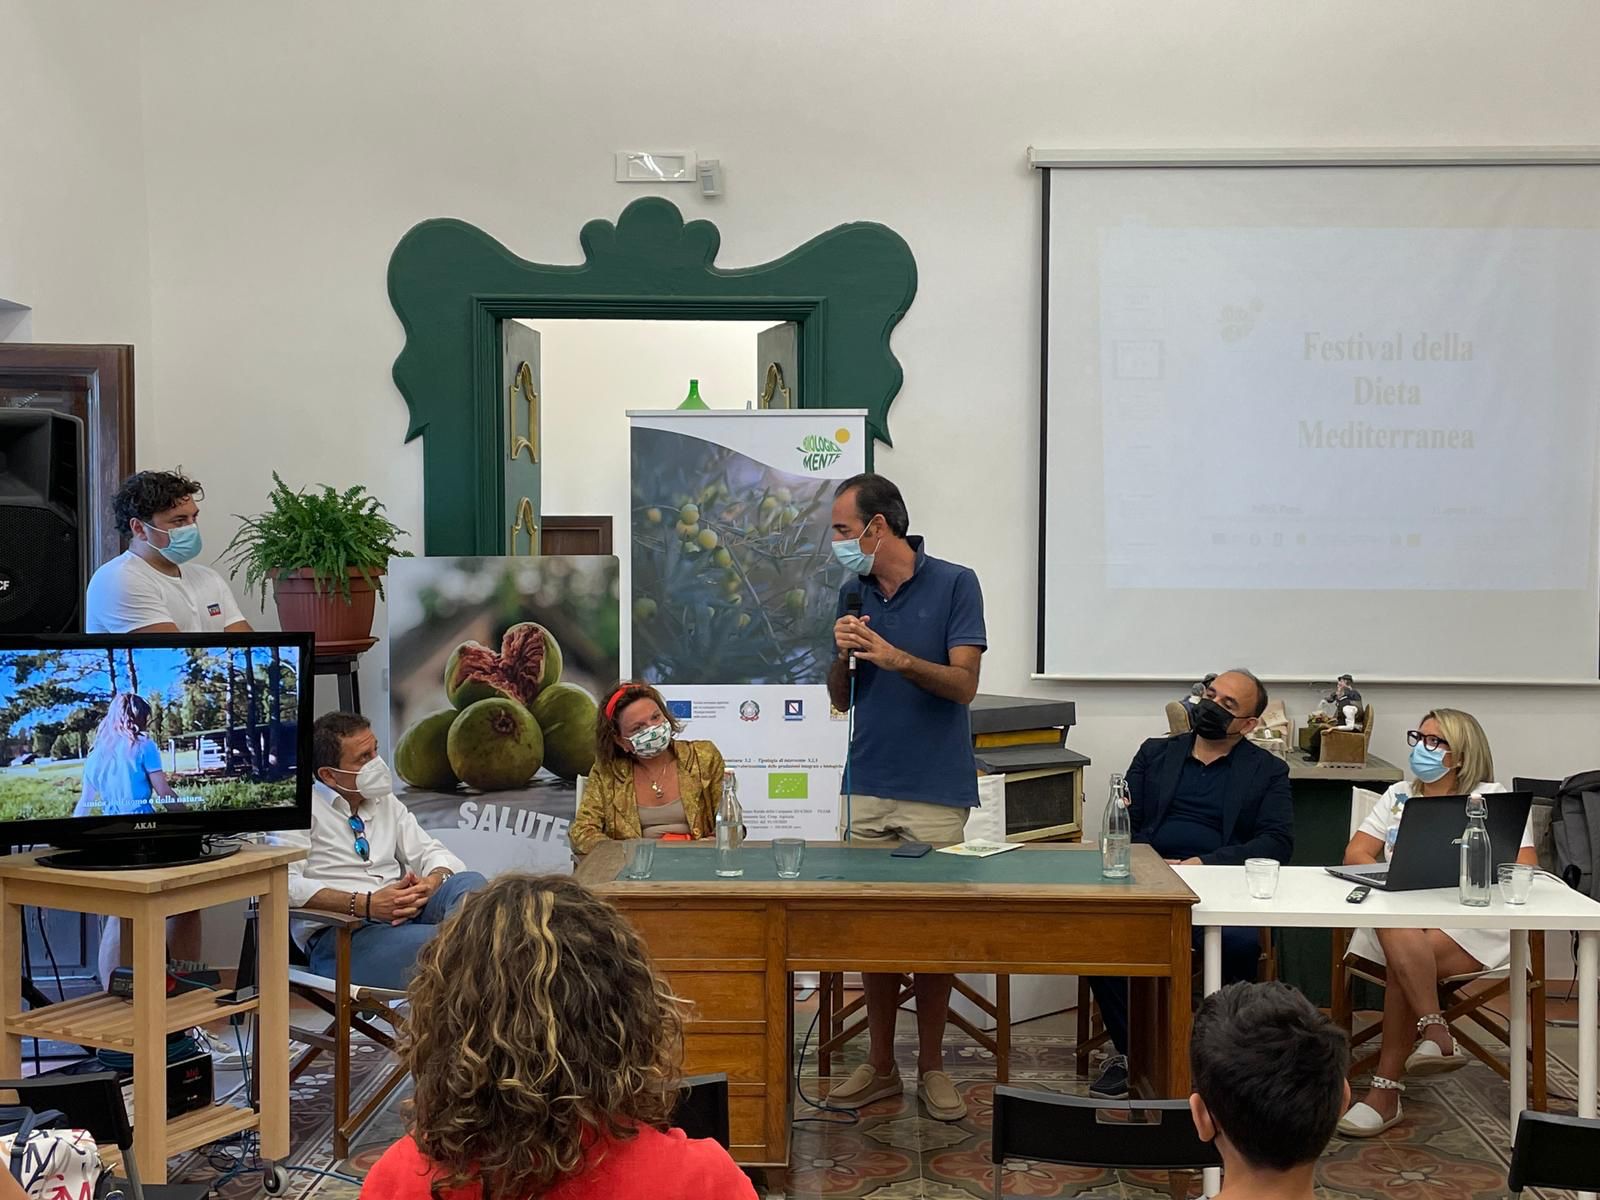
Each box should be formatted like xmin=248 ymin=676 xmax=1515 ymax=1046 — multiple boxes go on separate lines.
xmin=386 ymin=556 xmax=619 ymax=875
xmin=630 ymin=424 xmax=846 ymax=685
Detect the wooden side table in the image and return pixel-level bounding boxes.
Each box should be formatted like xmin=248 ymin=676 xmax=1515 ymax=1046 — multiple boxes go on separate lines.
xmin=0 ymin=844 xmax=305 ymax=1185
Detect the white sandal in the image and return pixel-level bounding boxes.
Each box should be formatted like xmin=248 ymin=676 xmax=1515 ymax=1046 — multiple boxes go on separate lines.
xmin=1405 ymin=1013 xmax=1470 ymax=1075
xmin=1338 ymin=1075 xmax=1405 ymax=1137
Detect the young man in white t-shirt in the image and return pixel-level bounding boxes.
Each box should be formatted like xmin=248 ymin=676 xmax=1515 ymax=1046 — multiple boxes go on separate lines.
xmin=83 ymin=470 xmax=254 ymax=987
xmin=86 ymin=469 xmax=253 ymax=635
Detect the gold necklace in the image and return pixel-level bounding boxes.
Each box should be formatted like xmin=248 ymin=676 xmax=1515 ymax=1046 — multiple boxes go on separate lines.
xmin=641 ymin=758 xmax=667 ymax=798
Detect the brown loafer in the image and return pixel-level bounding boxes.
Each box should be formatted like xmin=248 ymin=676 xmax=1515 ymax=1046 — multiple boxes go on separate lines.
xmin=826 ymin=1064 xmax=903 ymax=1109
xmin=917 ymin=1070 xmax=967 ymax=1121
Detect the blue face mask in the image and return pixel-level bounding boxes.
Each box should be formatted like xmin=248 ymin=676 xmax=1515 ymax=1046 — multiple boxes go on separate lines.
xmin=150 ymin=523 xmax=203 ymax=566
xmin=1409 ymin=742 xmax=1449 ymax=783
xmin=831 ymin=520 xmax=878 ymax=576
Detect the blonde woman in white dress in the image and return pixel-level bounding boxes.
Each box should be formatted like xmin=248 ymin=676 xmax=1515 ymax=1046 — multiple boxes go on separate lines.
xmin=1336 ymin=708 xmax=1536 ymax=1137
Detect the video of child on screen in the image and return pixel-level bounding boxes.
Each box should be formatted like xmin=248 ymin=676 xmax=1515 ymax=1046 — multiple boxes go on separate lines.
xmin=0 ymin=645 xmax=300 ymax=821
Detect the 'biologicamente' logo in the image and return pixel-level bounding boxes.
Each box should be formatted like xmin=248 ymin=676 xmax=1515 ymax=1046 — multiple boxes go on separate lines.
xmin=797 ymin=427 xmax=849 ymax=471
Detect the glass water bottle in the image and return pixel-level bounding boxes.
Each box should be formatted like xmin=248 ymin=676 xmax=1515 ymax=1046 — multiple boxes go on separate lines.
xmin=1101 ymin=772 xmax=1132 ymax=879
xmin=1458 ymin=795 xmax=1492 ymax=907
xmin=715 ymin=770 xmax=744 ymax=877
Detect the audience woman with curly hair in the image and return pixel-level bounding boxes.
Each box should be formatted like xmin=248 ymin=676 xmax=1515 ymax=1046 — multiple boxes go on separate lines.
xmin=361 ymin=873 xmax=755 ymax=1199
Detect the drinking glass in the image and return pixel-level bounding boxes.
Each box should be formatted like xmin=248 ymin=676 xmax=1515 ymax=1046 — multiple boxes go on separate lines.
xmin=622 ymin=838 xmax=656 ymax=880
xmin=773 ymin=838 xmax=806 ymax=879
xmin=1244 ymin=857 xmax=1280 ymax=900
xmin=1497 ymin=862 xmax=1534 ymax=905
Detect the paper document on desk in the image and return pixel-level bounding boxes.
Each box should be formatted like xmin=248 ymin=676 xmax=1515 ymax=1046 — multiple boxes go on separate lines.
xmin=937 ymin=840 xmax=1023 ymax=858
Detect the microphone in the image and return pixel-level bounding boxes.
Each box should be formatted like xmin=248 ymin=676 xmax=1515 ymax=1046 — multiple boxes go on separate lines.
xmin=845 ymin=591 xmax=863 ymax=672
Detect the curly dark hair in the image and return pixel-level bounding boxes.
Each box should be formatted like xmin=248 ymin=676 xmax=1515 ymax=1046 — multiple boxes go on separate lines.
xmin=402 ymin=874 xmax=685 ymax=1198
xmin=111 ymin=470 xmax=204 ymax=537
xmin=593 ymin=680 xmax=684 ymax=772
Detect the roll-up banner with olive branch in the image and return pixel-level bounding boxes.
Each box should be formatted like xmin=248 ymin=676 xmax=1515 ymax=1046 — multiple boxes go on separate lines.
xmin=386 ymin=555 xmax=621 ymax=876
xmin=629 ymin=410 xmax=867 ymax=840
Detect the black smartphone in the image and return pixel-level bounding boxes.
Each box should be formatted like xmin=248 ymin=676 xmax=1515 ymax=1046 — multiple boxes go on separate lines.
xmin=1346 ymin=885 xmax=1371 ymax=904
xmin=890 ymin=841 xmax=932 ymax=859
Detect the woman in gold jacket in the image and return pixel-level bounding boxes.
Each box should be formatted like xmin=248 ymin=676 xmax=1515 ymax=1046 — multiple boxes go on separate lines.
xmin=568 ymin=680 xmax=728 ymax=856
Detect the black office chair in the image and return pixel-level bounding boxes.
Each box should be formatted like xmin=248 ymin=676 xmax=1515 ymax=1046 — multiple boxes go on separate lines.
xmin=1514 ymin=774 xmax=1562 ymax=845
xmin=0 ymin=1071 xmax=209 ymax=1199
xmin=1514 ymin=776 xmax=1563 ymax=799
xmin=1516 ymin=773 xmax=1583 ymax=999
xmin=990 ymin=1086 xmax=1220 ymax=1199
xmin=669 ymin=1073 xmax=730 ymax=1149
xmin=1509 ymin=1110 xmax=1600 ymax=1193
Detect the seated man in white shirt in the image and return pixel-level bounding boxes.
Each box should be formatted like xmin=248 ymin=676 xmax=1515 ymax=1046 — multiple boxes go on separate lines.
xmin=282 ymin=711 xmax=487 ymax=990
xmin=86 ymin=469 xmax=252 ymax=635
xmin=84 ymin=469 xmax=251 ymax=985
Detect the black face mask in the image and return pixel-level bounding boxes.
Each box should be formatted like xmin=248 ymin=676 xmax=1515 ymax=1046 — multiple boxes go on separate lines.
xmin=1190 ymin=697 xmax=1238 ymax=741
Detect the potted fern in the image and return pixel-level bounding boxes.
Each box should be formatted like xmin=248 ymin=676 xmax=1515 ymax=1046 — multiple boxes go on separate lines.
xmin=222 ymin=473 xmax=412 ymax=649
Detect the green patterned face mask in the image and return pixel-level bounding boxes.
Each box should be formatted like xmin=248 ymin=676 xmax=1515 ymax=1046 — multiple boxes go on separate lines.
xmin=629 ymin=722 xmax=672 ymax=759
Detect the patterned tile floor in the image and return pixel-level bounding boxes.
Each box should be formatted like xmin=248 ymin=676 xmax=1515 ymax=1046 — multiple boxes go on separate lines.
xmin=166 ymin=996 xmax=1588 ymax=1199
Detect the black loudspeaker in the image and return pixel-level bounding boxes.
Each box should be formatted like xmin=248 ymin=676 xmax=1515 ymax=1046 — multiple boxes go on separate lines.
xmin=0 ymin=410 xmax=87 ymax=634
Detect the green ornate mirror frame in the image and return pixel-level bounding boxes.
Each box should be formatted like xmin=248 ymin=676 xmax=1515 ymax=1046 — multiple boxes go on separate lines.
xmin=387 ymin=198 xmax=917 ymax=555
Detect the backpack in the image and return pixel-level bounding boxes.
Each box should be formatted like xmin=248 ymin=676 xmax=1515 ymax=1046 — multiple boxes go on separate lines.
xmin=0 ymin=1105 xmax=111 ymax=1199
xmin=1549 ymin=769 xmax=1600 ymax=901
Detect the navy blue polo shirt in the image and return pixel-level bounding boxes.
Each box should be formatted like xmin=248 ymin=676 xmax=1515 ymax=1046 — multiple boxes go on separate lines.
xmin=837 ymin=537 xmax=986 ymax=808
xmin=1149 ymin=750 xmax=1234 ymax=860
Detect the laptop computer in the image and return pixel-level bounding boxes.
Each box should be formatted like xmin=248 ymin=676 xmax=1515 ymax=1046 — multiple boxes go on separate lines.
xmin=1326 ymin=791 xmax=1533 ymax=891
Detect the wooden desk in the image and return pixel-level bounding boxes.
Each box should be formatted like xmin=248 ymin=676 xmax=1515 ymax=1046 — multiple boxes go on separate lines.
xmin=577 ymin=841 xmax=1195 ymax=1166
xmin=0 ymin=844 xmax=304 ymax=1184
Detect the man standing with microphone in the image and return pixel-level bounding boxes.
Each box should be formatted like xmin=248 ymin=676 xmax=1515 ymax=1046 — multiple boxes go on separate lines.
xmin=824 ymin=473 xmax=986 ymax=1122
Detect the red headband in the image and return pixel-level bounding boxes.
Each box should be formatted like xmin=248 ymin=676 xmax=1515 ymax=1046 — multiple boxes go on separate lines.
xmin=604 ymin=686 xmax=632 ymax=721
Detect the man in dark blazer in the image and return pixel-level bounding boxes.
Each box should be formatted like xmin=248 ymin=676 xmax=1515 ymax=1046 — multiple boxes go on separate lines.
xmin=1088 ymin=667 xmax=1294 ymax=1097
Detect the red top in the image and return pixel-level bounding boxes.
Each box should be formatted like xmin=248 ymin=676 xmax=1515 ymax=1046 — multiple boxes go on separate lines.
xmin=361 ymin=1126 xmax=758 ymax=1200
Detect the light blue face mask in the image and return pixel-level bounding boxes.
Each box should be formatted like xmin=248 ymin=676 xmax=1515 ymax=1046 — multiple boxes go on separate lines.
xmin=151 ymin=523 xmax=203 ymax=565
xmin=1409 ymin=741 xmax=1449 ymax=783
xmin=831 ymin=519 xmax=879 ymax=576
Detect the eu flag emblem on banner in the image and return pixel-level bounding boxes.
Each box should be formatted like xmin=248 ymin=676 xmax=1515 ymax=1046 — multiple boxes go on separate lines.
xmin=767 ymin=772 xmax=809 ymax=800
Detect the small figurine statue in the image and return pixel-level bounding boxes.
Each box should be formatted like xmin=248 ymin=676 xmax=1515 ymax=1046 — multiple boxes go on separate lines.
xmin=1323 ymin=674 xmax=1364 ymax=730
xmin=1182 ymin=673 xmax=1218 ymax=711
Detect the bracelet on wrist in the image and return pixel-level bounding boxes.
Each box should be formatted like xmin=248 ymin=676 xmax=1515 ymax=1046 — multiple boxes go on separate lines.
xmin=347 ymin=891 xmax=357 ymax=918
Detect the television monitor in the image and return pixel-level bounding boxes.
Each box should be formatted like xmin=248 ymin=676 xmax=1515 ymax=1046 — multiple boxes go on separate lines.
xmin=0 ymin=632 xmax=314 ymax=869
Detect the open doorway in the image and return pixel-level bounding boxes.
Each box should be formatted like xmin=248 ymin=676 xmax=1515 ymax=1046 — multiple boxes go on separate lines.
xmin=389 ymin=198 xmax=915 ymax=555
xmin=520 ymin=318 xmax=780 ymax=672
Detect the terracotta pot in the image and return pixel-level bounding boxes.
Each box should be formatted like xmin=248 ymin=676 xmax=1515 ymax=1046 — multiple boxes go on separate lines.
xmin=270 ymin=567 xmax=383 ymax=649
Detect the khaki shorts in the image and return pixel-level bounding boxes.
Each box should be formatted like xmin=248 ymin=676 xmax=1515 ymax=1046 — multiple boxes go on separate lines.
xmin=842 ymin=794 xmax=970 ymax=846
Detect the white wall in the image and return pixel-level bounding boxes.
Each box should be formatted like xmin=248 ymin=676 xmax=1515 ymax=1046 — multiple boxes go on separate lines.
xmin=125 ymin=0 xmax=1600 ymax=792
xmin=0 ymin=1 xmax=151 ymax=350
xmin=531 ymin=317 xmax=764 ymax=519
xmin=16 ymin=2 xmax=1599 ymax=896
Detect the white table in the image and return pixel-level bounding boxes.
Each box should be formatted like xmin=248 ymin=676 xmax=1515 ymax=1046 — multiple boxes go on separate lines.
xmin=1176 ymin=865 xmax=1600 ymax=1198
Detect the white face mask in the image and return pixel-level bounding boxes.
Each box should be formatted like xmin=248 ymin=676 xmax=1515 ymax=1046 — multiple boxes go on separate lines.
xmin=326 ymin=756 xmax=393 ymax=801
xmin=628 ymin=722 xmax=672 ymax=759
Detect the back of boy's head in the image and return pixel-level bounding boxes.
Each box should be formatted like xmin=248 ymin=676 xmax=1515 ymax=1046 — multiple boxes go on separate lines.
xmin=1190 ymin=981 xmax=1348 ymax=1171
